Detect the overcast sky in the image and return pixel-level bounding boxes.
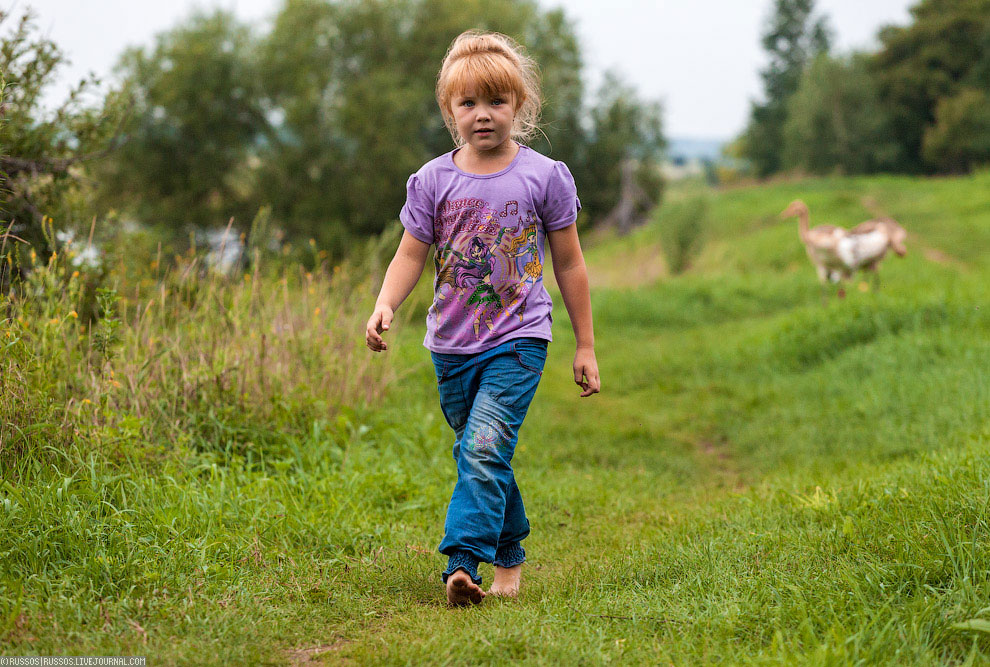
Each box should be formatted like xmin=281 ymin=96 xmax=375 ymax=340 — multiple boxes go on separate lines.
xmin=18 ymin=0 xmax=914 ymax=140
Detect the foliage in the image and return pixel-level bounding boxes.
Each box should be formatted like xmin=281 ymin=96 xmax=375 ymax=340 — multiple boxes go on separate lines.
xmin=740 ymin=0 xmax=832 ymax=177
xmin=98 ymin=0 xmax=660 ymax=254
xmin=0 ymin=9 xmax=128 ymax=260
xmin=871 ymin=0 xmax=990 ymax=173
xmin=655 ymin=194 xmax=709 ymax=274
xmin=579 ymin=71 xmax=665 ymax=228
xmin=782 ymin=54 xmax=898 ymax=174
xmin=922 ymin=87 xmax=990 ymax=172
xmin=0 ymin=226 xmax=392 ymax=473
xmin=96 ymin=10 xmax=268 ymax=236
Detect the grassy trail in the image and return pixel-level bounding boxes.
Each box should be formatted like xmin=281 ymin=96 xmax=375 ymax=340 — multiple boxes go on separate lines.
xmin=315 ymin=174 xmax=990 ymax=664
xmin=2 ymin=173 xmax=989 ymax=664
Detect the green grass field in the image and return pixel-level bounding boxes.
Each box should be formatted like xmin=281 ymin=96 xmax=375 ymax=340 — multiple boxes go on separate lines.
xmin=2 ymin=172 xmax=988 ymax=664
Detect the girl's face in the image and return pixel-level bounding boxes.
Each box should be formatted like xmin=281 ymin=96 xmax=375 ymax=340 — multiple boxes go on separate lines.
xmin=450 ymin=88 xmax=516 ymax=154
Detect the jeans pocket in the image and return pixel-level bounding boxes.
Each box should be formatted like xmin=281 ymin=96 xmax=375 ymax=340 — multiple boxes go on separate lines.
xmin=437 ymin=376 xmax=469 ymax=432
xmin=513 ymin=339 xmax=547 ymax=376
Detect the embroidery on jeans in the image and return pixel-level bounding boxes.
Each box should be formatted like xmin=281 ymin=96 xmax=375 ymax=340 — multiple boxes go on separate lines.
xmin=471 ymin=419 xmax=512 ymax=453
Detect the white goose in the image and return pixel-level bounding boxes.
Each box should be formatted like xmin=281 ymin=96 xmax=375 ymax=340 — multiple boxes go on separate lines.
xmin=780 ymin=201 xmax=907 ymax=298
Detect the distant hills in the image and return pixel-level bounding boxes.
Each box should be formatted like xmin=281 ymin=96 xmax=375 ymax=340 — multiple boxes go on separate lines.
xmin=666 ymin=137 xmax=726 ymax=162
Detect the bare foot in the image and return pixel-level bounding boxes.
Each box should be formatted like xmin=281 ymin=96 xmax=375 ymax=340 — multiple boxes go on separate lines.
xmin=488 ymin=564 xmax=521 ymax=598
xmin=446 ymin=570 xmax=485 ymax=607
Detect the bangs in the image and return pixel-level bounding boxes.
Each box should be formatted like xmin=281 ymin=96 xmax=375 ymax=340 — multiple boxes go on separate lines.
xmin=441 ymin=53 xmax=525 ymax=107
xmin=435 ymin=30 xmax=542 ymax=146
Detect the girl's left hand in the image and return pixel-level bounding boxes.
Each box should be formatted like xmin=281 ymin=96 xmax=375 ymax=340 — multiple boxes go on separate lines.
xmin=573 ymin=347 xmax=600 ymax=397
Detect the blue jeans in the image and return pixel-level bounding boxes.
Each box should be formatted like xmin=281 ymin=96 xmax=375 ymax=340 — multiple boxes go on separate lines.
xmin=431 ymin=337 xmax=548 ymax=585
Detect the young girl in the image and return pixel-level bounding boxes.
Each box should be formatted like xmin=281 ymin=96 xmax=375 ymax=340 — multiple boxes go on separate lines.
xmin=365 ymin=30 xmax=600 ymax=606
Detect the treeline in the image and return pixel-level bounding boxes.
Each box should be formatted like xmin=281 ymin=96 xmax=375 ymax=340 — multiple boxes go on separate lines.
xmin=1 ymin=0 xmax=664 ymax=260
xmin=738 ymin=0 xmax=990 ymax=177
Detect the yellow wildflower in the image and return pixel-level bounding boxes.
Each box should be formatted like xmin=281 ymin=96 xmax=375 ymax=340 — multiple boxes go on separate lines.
xmin=68 ymin=311 xmax=78 ymax=319
xmin=71 ymin=271 xmax=80 ymax=278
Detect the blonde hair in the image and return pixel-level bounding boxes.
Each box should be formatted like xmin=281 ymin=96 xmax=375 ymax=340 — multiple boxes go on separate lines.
xmin=435 ymin=30 xmax=542 ymax=146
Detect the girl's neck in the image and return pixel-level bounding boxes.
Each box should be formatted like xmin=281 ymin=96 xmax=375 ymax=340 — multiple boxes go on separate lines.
xmin=453 ymin=140 xmax=520 ymax=175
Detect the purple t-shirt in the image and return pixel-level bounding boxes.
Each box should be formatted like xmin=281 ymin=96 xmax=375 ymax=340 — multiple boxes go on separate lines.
xmin=399 ymin=145 xmax=581 ymax=354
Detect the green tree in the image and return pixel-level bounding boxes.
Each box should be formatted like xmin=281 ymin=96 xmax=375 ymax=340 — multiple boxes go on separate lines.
xmin=101 ymin=0 xmax=663 ymax=253
xmin=581 ymin=71 xmax=665 ymax=231
xmin=99 ymin=10 xmax=268 ymax=234
xmin=922 ymin=87 xmax=990 ymax=172
xmin=0 ymin=9 xmax=127 ymax=259
xmin=741 ymin=0 xmax=832 ymax=176
xmin=871 ymin=0 xmax=990 ymax=173
xmin=782 ymin=54 xmax=897 ymax=174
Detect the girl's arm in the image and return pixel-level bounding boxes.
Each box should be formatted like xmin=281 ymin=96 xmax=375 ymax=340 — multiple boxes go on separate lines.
xmin=366 ymin=230 xmax=431 ymax=352
xmin=547 ymin=224 xmax=601 ymax=397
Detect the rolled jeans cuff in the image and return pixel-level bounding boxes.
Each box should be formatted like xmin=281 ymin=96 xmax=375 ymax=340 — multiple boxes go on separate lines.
xmin=442 ymin=551 xmax=481 ymax=585
xmin=493 ymin=542 xmax=525 ymax=568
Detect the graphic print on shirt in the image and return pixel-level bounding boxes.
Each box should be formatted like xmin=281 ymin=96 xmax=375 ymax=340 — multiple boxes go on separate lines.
xmin=433 ymin=198 xmax=542 ymax=340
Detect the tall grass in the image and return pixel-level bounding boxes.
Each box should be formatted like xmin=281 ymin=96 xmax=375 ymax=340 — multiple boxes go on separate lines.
xmin=0 ymin=228 xmax=394 ymax=475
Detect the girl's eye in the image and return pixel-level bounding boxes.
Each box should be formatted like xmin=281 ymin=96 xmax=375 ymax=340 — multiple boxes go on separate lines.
xmin=492 ymin=98 xmax=504 ymax=105
xmin=462 ymin=100 xmax=474 ymax=107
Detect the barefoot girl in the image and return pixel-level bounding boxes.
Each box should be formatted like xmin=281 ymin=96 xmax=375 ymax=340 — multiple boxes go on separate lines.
xmin=365 ymin=30 xmax=600 ymax=606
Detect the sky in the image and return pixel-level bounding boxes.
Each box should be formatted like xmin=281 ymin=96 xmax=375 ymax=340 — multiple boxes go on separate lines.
xmin=17 ymin=0 xmax=915 ymax=140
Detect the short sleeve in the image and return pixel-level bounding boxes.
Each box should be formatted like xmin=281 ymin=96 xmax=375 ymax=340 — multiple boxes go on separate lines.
xmin=542 ymin=161 xmax=582 ymax=231
xmin=399 ymin=173 xmax=435 ymax=244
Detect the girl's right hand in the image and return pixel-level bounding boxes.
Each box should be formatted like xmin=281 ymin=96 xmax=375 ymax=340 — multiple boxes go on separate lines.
xmin=365 ymin=305 xmax=394 ymax=352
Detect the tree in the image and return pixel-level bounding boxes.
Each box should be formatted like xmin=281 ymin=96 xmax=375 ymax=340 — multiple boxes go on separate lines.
xmin=581 ymin=72 xmax=665 ymax=232
xmin=100 ymin=0 xmax=664 ymax=253
xmin=741 ymin=0 xmax=832 ymax=176
xmin=871 ymin=0 xmax=990 ymax=173
xmin=922 ymin=87 xmax=990 ymax=172
xmin=99 ymin=10 xmax=268 ymax=234
xmin=782 ymin=54 xmax=898 ymax=174
xmin=0 ymin=9 xmax=127 ymax=260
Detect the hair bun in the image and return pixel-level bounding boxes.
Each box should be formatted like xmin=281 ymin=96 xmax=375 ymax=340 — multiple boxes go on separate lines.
xmin=450 ymin=31 xmax=519 ymax=62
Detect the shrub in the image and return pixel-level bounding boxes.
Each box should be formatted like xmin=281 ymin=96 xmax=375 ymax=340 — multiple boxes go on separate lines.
xmin=657 ymin=195 xmax=710 ymax=275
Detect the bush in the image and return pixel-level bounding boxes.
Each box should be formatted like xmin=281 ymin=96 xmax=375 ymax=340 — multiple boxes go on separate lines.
xmin=657 ymin=195 xmax=710 ymax=274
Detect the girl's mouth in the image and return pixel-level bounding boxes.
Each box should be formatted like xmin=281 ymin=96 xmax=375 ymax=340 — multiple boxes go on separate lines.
xmin=475 ymin=129 xmax=493 ymax=135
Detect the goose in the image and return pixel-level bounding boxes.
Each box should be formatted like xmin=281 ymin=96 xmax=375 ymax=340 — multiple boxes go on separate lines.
xmin=781 ymin=201 xmax=907 ymax=297
xmin=780 ymin=200 xmax=849 ymax=294
xmin=839 ymin=217 xmax=907 ymax=288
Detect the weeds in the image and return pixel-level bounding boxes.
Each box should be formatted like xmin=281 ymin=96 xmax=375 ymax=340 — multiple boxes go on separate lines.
xmin=0 ymin=228 xmax=392 ymax=473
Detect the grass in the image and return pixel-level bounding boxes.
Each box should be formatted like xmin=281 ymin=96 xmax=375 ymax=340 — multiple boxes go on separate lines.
xmin=1 ymin=171 xmax=988 ymax=664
